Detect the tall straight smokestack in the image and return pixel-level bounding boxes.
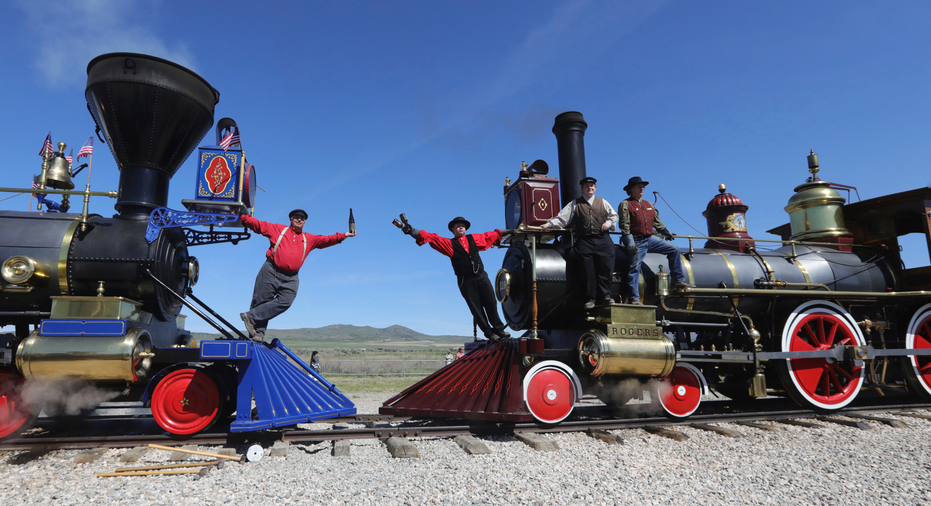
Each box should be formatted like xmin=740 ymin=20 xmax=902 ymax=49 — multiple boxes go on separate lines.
xmin=552 ymin=112 xmax=588 ymax=206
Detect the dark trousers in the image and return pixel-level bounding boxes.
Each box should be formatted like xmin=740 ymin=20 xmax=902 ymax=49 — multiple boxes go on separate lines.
xmin=247 ymin=260 xmax=299 ymax=337
xmin=575 ymin=233 xmax=616 ymax=302
xmin=458 ymin=271 xmax=506 ymax=338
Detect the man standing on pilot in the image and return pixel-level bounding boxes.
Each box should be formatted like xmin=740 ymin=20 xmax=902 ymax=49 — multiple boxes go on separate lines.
xmin=542 ymin=176 xmax=618 ymax=309
xmin=239 ymin=209 xmax=356 ymax=341
xmin=399 ymin=216 xmax=510 ymax=341
xmin=619 ymin=176 xmax=693 ymax=304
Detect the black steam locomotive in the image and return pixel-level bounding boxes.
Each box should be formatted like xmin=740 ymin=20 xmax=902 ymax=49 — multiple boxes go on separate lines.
xmin=0 ymin=54 xmax=353 ymax=440
xmin=383 ymin=111 xmax=931 ymax=424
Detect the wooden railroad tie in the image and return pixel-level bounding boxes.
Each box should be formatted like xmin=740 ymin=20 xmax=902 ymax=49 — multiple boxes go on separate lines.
xmin=97 ymin=444 xmax=242 ymax=478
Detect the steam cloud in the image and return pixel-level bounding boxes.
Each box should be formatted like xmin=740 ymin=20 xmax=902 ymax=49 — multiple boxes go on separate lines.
xmin=21 ymin=377 xmax=119 ymax=416
xmin=598 ymin=377 xmax=665 ymax=417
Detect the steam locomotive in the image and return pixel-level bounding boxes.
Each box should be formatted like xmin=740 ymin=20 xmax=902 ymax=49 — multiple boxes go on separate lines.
xmin=0 ymin=53 xmax=353 ymax=440
xmin=382 ymin=111 xmax=931 ymax=424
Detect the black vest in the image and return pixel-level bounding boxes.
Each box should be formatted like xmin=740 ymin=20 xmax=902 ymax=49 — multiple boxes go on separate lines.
xmin=572 ymin=196 xmax=609 ymax=236
xmin=450 ymin=235 xmax=484 ymax=277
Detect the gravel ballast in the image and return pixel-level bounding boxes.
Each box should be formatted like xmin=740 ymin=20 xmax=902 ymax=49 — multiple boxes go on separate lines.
xmin=2 ymin=394 xmax=930 ymax=505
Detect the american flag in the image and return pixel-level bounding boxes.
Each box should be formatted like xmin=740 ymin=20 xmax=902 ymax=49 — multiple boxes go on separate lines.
xmin=38 ymin=133 xmax=53 ymax=157
xmin=31 ymin=175 xmax=40 ymax=198
xmin=77 ymin=137 xmax=94 ymax=159
xmin=219 ymin=127 xmax=240 ymax=152
xmin=65 ymin=149 xmax=73 ymax=165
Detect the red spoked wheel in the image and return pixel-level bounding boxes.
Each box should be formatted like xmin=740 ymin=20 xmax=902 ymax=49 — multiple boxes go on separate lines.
xmin=151 ymin=368 xmax=221 ymax=435
xmin=904 ymin=304 xmax=931 ymax=399
xmin=780 ymin=301 xmax=865 ymax=410
xmin=654 ymin=364 xmax=705 ymax=418
xmin=0 ymin=370 xmax=37 ymax=440
xmin=523 ymin=361 xmax=581 ymax=424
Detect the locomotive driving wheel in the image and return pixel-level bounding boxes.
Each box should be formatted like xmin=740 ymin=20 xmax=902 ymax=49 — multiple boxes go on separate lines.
xmin=523 ymin=361 xmax=582 ymax=424
xmin=904 ymin=303 xmax=931 ymax=400
xmin=779 ymin=301 xmax=865 ymax=410
xmin=151 ymin=368 xmax=221 ymax=435
xmin=653 ymin=363 xmax=705 ymax=418
xmin=0 ymin=370 xmax=38 ymax=440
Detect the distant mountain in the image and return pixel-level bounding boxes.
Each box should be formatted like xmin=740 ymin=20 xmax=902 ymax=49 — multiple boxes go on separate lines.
xmin=192 ymin=324 xmax=470 ymax=342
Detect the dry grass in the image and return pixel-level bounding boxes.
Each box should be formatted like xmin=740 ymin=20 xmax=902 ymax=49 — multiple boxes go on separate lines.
xmin=325 ymin=375 xmax=426 ymax=394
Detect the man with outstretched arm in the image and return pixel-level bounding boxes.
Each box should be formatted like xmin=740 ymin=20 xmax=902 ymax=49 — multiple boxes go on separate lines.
xmin=239 ymin=208 xmax=356 ymax=341
xmin=542 ymin=176 xmax=618 ymax=309
xmin=399 ymin=216 xmax=510 ymax=342
xmin=618 ymin=176 xmax=693 ymax=305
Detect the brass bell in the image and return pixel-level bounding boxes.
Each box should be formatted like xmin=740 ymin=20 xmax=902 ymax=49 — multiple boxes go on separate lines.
xmin=45 ymin=142 xmax=75 ymax=190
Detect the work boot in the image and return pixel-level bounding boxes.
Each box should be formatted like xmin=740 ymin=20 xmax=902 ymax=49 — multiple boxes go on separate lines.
xmin=584 ymin=300 xmax=596 ymax=309
xmin=240 ymin=312 xmax=257 ymax=338
xmin=252 ymin=333 xmax=265 ymax=343
xmin=673 ymin=281 xmax=695 ymax=289
xmin=496 ymin=329 xmax=511 ymax=340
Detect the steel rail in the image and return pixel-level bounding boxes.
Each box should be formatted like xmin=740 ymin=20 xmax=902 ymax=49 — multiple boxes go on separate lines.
xmin=4 ymin=399 xmax=930 ymax=451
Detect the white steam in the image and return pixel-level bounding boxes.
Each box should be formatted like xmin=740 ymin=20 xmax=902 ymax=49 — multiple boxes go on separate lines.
xmin=21 ymin=377 xmax=120 ymax=416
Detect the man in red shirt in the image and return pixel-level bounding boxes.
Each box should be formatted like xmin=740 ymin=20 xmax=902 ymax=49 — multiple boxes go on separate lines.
xmin=239 ymin=209 xmax=356 ymax=341
xmin=401 ymin=216 xmax=510 ymax=341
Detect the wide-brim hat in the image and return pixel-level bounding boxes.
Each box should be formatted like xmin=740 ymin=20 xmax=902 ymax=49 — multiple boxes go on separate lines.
xmin=448 ymin=216 xmax=471 ymax=231
xmin=289 ymin=208 xmax=308 ymax=220
xmin=623 ymin=176 xmax=649 ymax=192
xmin=579 ymin=176 xmax=597 ymax=186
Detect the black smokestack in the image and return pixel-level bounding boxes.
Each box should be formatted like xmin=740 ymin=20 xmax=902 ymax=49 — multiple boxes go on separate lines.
xmin=552 ymin=111 xmax=588 ymax=206
xmin=85 ymin=53 xmax=219 ymax=218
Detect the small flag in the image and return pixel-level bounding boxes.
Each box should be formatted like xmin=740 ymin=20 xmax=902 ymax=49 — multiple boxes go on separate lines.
xmin=219 ymin=127 xmax=240 ymax=152
xmin=65 ymin=149 xmax=73 ymax=165
xmin=38 ymin=133 xmax=53 ymax=157
xmin=77 ymin=137 xmax=94 ymax=159
xmin=31 ymin=174 xmax=40 ymax=198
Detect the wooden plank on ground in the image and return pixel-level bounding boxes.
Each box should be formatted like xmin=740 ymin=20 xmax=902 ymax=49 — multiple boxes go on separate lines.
xmin=167 ymin=445 xmax=196 ymax=461
xmin=148 ymin=444 xmax=243 ymax=461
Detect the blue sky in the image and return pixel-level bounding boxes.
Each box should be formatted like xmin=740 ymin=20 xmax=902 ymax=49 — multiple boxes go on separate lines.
xmin=2 ymin=1 xmax=930 ymax=336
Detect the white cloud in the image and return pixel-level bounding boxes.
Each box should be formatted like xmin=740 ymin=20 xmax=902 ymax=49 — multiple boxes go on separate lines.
xmin=15 ymin=0 xmax=197 ymax=88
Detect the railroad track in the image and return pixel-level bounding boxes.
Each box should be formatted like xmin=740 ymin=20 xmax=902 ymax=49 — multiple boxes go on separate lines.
xmin=3 ymin=396 xmax=930 ymax=452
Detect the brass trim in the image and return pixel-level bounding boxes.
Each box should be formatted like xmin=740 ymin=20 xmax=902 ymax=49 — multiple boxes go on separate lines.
xmin=681 ymin=255 xmax=695 ymax=311
xmin=238 ymin=150 xmax=246 ymax=199
xmin=776 ymin=250 xmax=811 ymax=284
xmin=677 ymin=287 xmax=931 ymax=298
xmin=785 ymin=199 xmax=845 ymax=213
xmin=495 ymin=269 xmax=510 ymax=302
xmin=578 ymin=329 xmax=676 ymax=377
xmin=58 ymin=219 xmax=80 ymax=295
xmin=711 ymin=250 xmax=740 ymax=307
